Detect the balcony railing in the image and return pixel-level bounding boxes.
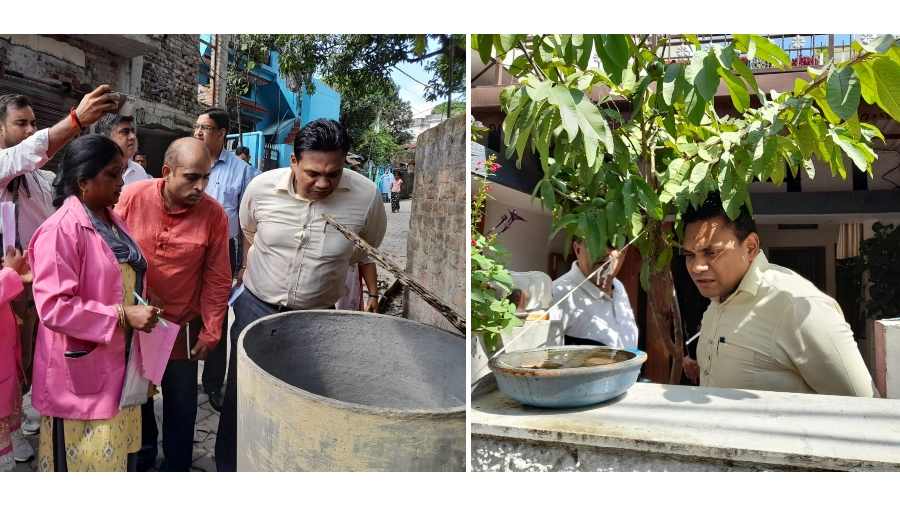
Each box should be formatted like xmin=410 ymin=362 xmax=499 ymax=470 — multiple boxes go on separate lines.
xmin=658 ymin=34 xmax=882 ymax=73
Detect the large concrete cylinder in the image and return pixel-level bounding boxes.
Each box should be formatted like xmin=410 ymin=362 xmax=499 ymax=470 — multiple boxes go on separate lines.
xmin=237 ymin=310 xmax=465 ymax=471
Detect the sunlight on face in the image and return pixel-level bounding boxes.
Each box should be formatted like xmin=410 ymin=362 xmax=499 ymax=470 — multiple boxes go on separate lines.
xmin=682 ymin=216 xmax=756 ymax=301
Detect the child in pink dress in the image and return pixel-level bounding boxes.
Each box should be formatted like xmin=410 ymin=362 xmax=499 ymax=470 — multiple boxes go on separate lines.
xmin=0 ymin=247 xmax=31 ymax=471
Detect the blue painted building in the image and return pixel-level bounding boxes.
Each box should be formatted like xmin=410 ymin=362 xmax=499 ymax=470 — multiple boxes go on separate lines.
xmin=199 ymin=35 xmax=341 ymax=171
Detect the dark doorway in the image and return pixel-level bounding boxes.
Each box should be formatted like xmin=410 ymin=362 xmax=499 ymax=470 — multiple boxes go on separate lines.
xmin=767 ymin=246 xmax=827 ymax=292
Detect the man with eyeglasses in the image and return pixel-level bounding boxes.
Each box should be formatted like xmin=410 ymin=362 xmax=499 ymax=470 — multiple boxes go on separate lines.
xmin=98 ymin=113 xmax=151 ymax=186
xmin=191 ymin=108 xmax=259 ymax=412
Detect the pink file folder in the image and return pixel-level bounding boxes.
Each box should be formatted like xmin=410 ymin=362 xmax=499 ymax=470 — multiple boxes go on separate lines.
xmin=136 ymin=318 xmax=180 ymax=384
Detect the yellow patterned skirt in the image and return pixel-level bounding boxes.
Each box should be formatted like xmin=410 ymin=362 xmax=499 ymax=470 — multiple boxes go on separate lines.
xmin=37 ymin=405 xmax=140 ymax=472
xmin=36 ymin=262 xmax=143 ymax=472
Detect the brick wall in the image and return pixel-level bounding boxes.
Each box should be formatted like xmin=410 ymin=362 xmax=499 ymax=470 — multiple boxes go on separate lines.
xmin=0 ymin=35 xmax=127 ymax=91
xmin=140 ymin=35 xmax=201 ymax=116
xmin=404 ymin=115 xmax=466 ymax=333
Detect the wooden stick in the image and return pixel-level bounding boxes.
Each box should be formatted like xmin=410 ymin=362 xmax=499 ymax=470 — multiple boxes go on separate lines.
xmin=323 ymin=214 xmax=466 ymax=335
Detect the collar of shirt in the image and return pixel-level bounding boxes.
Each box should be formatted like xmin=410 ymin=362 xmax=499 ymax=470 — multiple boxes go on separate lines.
xmin=274 ymin=168 xmax=353 ymax=202
xmin=564 ymin=261 xmax=613 ymax=301
xmin=715 ymin=251 xmax=769 ymax=307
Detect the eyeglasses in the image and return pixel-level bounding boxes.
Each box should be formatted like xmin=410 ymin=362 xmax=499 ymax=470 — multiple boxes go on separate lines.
xmin=193 ymin=124 xmax=221 ymax=132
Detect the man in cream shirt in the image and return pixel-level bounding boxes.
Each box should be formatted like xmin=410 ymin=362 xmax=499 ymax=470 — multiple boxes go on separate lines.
xmin=215 ymin=118 xmax=386 ymax=471
xmin=681 ymin=193 xmax=875 ymax=397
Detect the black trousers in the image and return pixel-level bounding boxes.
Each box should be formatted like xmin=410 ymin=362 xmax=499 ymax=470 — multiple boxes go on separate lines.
xmin=201 ymin=237 xmax=240 ymax=395
xmin=214 ymin=288 xmax=288 ymax=471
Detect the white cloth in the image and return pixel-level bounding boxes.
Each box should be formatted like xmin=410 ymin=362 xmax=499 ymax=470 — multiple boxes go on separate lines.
xmin=509 ymin=271 xmax=553 ymax=310
xmin=550 ymin=262 xmax=639 ymax=349
xmin=122 ymin=159 xmax=151 ymax=186
xmin=0 ymin=129 xmax=56 ymax=247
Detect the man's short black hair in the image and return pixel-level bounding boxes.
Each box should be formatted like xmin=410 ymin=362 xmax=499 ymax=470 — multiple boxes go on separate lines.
xmin=682 ymin=192 xmax=757 ymax=241
xmin=0 ymin=94 xmax=32 ymax=122
xmin=293 ymin=118 xmax=351 ymax=160
xmin=201 ymin=107 xmax=229 ymax=131
xmin=235 ymin=146 xmax=250 ymax=157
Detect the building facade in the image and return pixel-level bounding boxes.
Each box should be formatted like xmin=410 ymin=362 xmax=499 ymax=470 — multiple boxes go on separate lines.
xmin=0 ymin=34 xmax=203 ymax=176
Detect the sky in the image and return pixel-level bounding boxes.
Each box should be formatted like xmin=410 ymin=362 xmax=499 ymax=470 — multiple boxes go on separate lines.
xmin=391 ymin=37 xmax=449 ymax=119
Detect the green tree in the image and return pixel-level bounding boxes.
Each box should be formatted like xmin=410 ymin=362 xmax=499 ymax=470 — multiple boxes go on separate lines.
xmin=473 ymin=34 xmax=900 ymax=382
xmin=227 ymin=34 xmax=464 ymax=107
xmin=431 ymin=98 xmax=466 ymax=118
xmin=338 ymin=78 xmax=414 ymax=148
xmin=357 ymin=127 xmax=400 ymax=167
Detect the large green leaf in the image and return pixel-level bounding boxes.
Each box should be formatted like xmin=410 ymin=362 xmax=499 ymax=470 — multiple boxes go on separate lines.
xmin=831 ymin=129 xmax=876 ymax=173
xmin=525 ymin=79 xmax=552 ymax=102
xmin=718 ymin=67 xmax=750 ymax=112
xmin=735 ymin=35 xmax=790 ymax=69
xmin=809 ymin=86 xmax=842 ymax=125
xmin=826 ymin=66 xmax=861 ymax=120
xmin=662 ymin=63 xmax=684 ymax=106
xmin=475 ymin=35 xmax=494 ymax=64
xmin=582 ymin=211 xmax=607 ymax=262
xmin=594 ymin=35 xmax=627 ymax=84
xmin=796 ymin=115 xmax=819 ymax=159
xmin=514 ymin=102 xmax=542 ymax=162
xmin=603 ymin=35 xmax=631 ymax=72
xmin=872 ymin=57 xmax=900 ymax=122
xmin=575 ymin=95 xmax=615 ymax=155
xmin=689 ymin=161 xmax=710 ymax=192
xmin=539 ymin=178 xmax=556 ymax=210
xmin=574 ymin=34 xmax=594 ymax=70
xmin=853 ymin=60 xmax=879 ymax=105
xmin=497 ymin=34 xmax=521 ymax=54
xmin=683 ymin=88 xmax=706 ymax=125
xmin=732 ymin=58 xmax=760 ymax=97
xmin=685 ymin=50 xmax=721 ymax=101
xmin=633 ymin=177 xmax=663 ymax=220
xmin=548 ymin=85 xmax=579 ymax=141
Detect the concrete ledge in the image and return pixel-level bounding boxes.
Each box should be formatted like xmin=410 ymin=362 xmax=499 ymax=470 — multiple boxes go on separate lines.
xmin=471 ymin=382 xmax=900 ymax=471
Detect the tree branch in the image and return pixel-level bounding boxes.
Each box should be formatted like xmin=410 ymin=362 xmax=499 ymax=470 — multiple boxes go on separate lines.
xmin=517 ymin=40 xmax=549 ymax=81
xmin=323 ymin=215 xmax=466 ymax=334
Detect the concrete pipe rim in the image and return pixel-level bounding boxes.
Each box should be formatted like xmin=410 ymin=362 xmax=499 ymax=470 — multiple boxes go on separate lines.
xmin=237 ymin=309 xmax=466 ymax=418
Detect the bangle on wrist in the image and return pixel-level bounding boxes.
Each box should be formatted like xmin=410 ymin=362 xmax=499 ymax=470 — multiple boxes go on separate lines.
xmin=117 ymin=304 xmax=127 ymax=329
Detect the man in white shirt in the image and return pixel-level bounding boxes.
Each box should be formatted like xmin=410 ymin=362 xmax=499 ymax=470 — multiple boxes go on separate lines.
xmin=0 ymin=85 xmax=118 ymax=457
xmin=215 ymin=118 xmax=386 ymax=471
xmin=550 ymin=238 xmax=639 ymax=350
xmin=98 ymin=113 xmax=151 ymax=185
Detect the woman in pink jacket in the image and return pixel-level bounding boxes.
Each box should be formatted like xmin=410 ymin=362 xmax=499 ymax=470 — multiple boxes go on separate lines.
xmin=0 ymin=248 xmax=31 ymax=471
xmin=28 ymin=135 xmax=160 ymax=472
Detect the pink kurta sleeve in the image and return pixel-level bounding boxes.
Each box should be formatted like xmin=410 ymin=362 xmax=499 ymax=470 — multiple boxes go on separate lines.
xmin=0 ymin=267 xmax=24 ymax=305
xmin=30 ymin=224 xmax=119 ymax=344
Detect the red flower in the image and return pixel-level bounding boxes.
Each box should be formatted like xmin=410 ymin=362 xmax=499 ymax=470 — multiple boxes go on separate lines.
xmin=471 ymin=239 xmax=477 ymax=246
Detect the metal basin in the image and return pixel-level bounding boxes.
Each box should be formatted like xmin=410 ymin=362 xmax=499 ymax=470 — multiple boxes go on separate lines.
xmin=489 ymin=346 xmax=647 ymax=408
xmin=237 ymin=310 xmax=466 ymax=471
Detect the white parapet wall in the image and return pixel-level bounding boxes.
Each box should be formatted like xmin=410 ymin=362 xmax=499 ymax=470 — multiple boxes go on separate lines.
xmin=471 ymin=382 xmax=900 ymax=471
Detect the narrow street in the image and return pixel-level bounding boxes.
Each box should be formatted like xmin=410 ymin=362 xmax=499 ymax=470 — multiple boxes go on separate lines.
xmin=14 ymin=196 xmax=412 ymax=472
